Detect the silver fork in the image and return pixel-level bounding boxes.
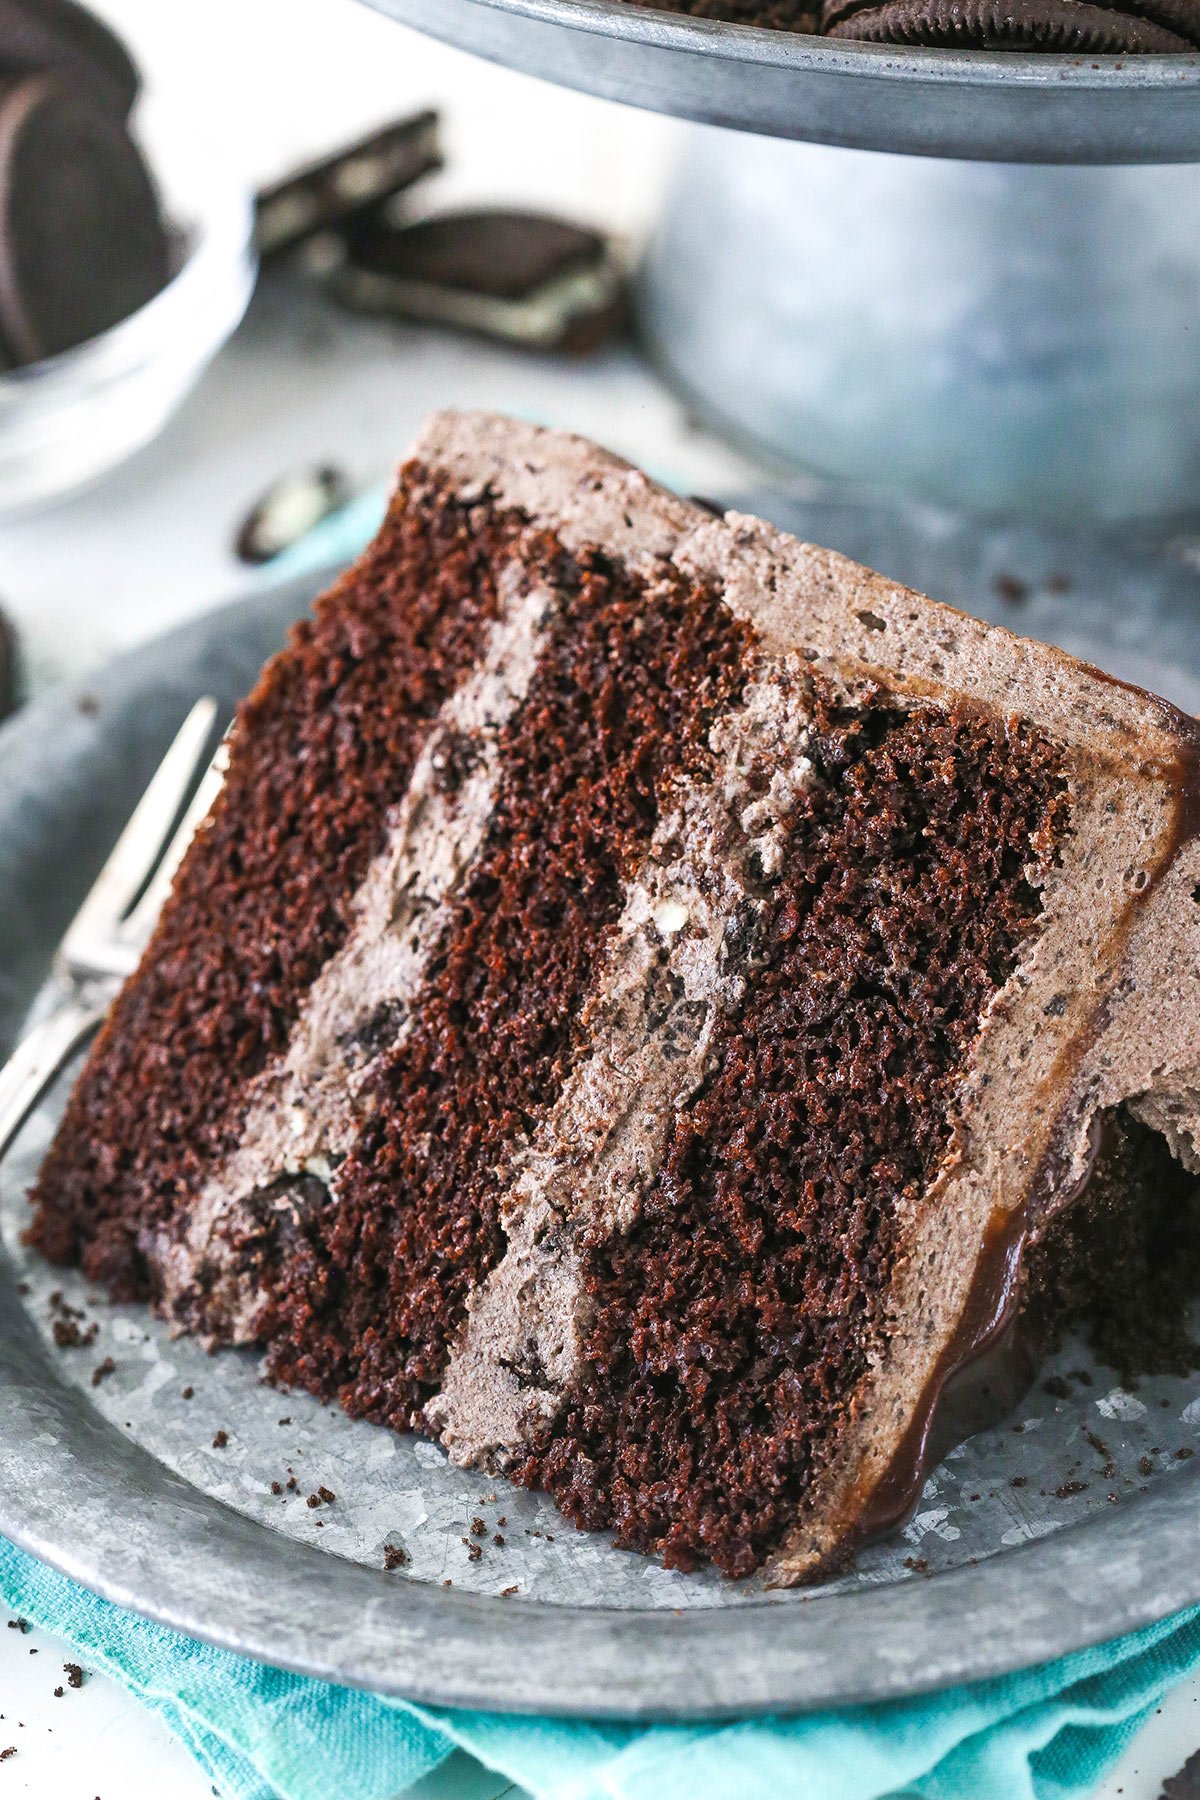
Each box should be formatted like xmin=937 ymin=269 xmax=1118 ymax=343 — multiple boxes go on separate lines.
xmin=0 ymin=697 xmax=228 ymax=1163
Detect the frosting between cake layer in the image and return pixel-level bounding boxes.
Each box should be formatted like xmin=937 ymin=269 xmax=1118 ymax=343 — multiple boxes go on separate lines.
xmin=427 ymin=658 xmax=820 ymax=1464
xmin=155 ymin=563 xmax=560 ymax=1340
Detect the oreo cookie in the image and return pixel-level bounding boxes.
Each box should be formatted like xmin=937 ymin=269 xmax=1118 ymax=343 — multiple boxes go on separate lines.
xmin=623 ymin=0 xmax=821 ymax=24
xmin=256 ymin=112 xmax=442 ymax=258
xmin=824 ymin=0 xmax=1198 ymax=43
xmin=0 ymin=73 xmax=168 ymax=364
xmin=334 ymin=208 xmax=628 ymax=355
xmin=0 ymin=0 xmax=139 ymax=115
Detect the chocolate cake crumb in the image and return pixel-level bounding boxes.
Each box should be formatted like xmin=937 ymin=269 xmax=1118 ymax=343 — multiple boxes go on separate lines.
xmin=470 ymin=1517 xmax=486 ymax=1536
xmin=6 ymin=1620 xmax=29 ymax=1634
xmin=500 ymin=1584 xmax=519 ymax=1596
xmin=180 ymin=1387 xmax=193 ymax=1399
xmin=992 ymin=572 xmax=1030 ymax=605
xmin=306 ymin=1487 xmax=335 ymax=1508
xmin=52 ymin=1688 xmax=62 ymax=1699
xmin=493 ymin=1534 xmax=505 ymax=1547
xmin=0 ymin=1747 xmax=15 ymax=1761
xmin=211 ymin=1430 xmax=228 ymax=1449
xmin=51 ymin=1317 xmax=96 ymax=1350
xmin=1010 ymin=1475 xmax=1028 ymax=1488
xmin=383 ymin=1545 xmax=409 ymax=1570
xmin=1043 ymin=1374 xmax=1071 ymax=1398
xmin=1054 ymin=1481 xmax=1088 ymax=1498
xmin=90 ymin=1357 xmax=115 ymax=1387
xmin=1139 ymin=1455 xmax=1155 ymax=1476
xmin=1178 ymin=1446 xmax=1195 ymax=1460
xmin=270 ymin=1481 xmax=283 ymax=1495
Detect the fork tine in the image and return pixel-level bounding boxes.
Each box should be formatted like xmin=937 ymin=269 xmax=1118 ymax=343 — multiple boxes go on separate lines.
xmin=120 ymin=731 xmax=230 ymax=946
xmin=58 ymin=697 xmax=220 ymax=967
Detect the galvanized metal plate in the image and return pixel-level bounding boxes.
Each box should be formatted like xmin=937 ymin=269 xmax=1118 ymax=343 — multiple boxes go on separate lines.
xmin=2 ymin=500 xmax=1200 ymax=1719
xmin=361 ymin=0 xmax=1200 ymax=163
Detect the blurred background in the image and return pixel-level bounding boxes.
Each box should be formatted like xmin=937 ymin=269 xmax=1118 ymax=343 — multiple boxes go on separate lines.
xmin=0 ymin=0 xmax=758 ymax=694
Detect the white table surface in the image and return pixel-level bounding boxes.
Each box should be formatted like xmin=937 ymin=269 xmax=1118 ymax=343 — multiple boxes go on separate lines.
xmin=0 ymin=3 xmax=1196 ymax=1796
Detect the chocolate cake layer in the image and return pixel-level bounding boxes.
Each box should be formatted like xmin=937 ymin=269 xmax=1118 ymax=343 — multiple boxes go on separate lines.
xmin=30 ymin=412 xmax=1200 ymax=1583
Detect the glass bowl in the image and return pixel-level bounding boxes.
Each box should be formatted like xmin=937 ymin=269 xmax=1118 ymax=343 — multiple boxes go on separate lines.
xmin=0 ymin=92 xmax=257 ymax=513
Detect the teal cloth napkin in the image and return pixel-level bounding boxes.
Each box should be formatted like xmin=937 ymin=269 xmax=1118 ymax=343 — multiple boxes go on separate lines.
xmin=6 ymin=486 xmax=1198 ymax=1800
xmin=3 ymin=1533 xmax=1200 ymax=1800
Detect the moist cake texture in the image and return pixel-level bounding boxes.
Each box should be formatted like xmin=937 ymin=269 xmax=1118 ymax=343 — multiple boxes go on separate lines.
xmin=29 ymin=412 xmax=1200 ymax=1582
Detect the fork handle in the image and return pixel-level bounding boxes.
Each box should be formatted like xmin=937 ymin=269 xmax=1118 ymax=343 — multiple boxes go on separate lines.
xmin=0 ymin=996 xmax=108 ymax=1164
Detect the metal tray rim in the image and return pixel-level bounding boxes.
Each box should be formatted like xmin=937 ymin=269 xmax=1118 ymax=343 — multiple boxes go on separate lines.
xmin=462 ymin=0 xmax=1200 ymax=88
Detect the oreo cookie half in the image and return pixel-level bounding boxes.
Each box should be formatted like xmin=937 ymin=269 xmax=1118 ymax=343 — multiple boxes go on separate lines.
xmin=622 ymin=0 xmax=821 ymax=25
xmin=0 ymin=73 xmax=169 ymax=364
xmin=335 ymin=208 xmax=628 ymax=355
xmin=824 ymin=0 xmax=1198 ymax=45
xmin=0 ymin=0 xmax=139 ymax=115
xmin=256 ymin=112 xmax=443 ymax=258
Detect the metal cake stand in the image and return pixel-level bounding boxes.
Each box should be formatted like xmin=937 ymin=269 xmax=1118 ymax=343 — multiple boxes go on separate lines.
xmin=366 ymin=0 xmax=1200 ymax=162
xmin=366 ymin=0 xmax=1200 ymax=522
xmin=2 ymin=509 xmax=1200 ymax=1717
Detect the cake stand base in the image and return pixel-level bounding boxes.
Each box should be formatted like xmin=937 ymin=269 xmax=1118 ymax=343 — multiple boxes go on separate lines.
xmin=638 ymin=129 xmax=1200 ymax=524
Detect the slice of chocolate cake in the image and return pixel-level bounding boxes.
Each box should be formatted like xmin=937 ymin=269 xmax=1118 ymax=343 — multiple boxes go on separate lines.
xmin=29 ymin=413 xmax=1200 ymax=1582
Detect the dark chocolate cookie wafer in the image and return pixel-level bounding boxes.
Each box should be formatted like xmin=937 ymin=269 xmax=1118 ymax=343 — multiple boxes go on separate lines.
xmin=335 ymin=208 xmax=627 ymax=354
xmin=0 ymin=0 xmax=139 ymax=114
xmin=824 ymin=0 xmax=1196 ymax=45
xmin=622 ymin=0 xmax=821 ymax=25
xmin=256 ymin=112 xmax=442 ymax=258
xmin=0 ymin=73 xmax=168 ymax=364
